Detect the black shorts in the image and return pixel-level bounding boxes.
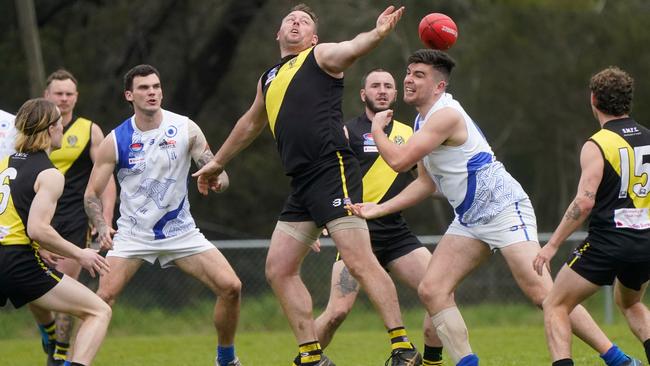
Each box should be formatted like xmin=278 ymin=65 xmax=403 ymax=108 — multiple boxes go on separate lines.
xmin=0 ymin=245 xmax=63 ymax=308
xmin=337 ymin=231 xmax=423 ymax=269
xmin=567 ymin=240 xmax=650 ymax=291
xmin=279 ymin=151 xmax=363 ymax=227
xmin=52 ymin=218 xmax=90 ymax=249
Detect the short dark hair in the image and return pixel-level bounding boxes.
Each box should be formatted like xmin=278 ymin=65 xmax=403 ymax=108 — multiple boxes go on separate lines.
xmin=290 ymin=3 xmax=318 ymax=32
xmin=589 ymin=66 xmax=633 ymax=116
xmin=361 ymin=68 xmax=393 ymax=88
xmin=124 ymin=64 xmax=161 ymax=92
xmin=407 ymin=49 xmax=456 ymax=81
xmin=46 ymin=69 xmax=78 ymax=88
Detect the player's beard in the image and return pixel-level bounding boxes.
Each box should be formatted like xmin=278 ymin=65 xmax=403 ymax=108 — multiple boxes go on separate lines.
xmin=365 ymin=98 xmax=396 ymax=114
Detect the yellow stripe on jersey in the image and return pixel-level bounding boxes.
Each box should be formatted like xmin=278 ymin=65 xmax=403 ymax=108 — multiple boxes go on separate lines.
xmin=591 ymin=129 xmax=650 ymax=208
xmin=336 ymin=151 xmax=352 ymax=216
xmin=0 ymin=158 xmax=29 ymax=245
xmin=49 ymin=117 xmax=92 ymax=174
xmin=265 ymin=47 xmax=313 ymax=137
xmin=363 ymin=120 xmax=413 ymax=203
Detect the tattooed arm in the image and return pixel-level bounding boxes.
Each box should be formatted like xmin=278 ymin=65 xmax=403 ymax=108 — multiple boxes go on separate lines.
xmin=188 ymin=120 xmax=229 ymax=195
xmin=84 ymin=133 xmax=117 ymax=250
xmin=533 ymin=141 xmax=603 ymax=275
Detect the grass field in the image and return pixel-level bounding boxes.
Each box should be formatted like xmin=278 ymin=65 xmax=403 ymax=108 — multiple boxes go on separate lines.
xmin=2 ymin=300 xmax=648 ymax=365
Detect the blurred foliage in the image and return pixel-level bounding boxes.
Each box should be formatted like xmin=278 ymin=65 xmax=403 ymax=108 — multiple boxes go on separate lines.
xmin=1 ymin=0 xmax=650 ymax=237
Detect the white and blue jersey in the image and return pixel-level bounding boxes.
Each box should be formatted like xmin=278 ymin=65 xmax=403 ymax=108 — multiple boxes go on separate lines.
xmin=0 ymin=110 xmax=16 ymax=160
xmin=112 ymin=109 xmax=196 ymax=241
xmin=415 ymin=93 xmax=528 ymax=227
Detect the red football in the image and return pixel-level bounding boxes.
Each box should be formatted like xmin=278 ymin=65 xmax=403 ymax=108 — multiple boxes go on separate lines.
xmin=418 ymin=13 xmax=458 ymax=50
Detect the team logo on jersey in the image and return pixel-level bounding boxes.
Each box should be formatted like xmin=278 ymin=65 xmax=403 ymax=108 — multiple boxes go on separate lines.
xmin=67 ymin=135 xmax=78 ymax=147
xmin=362 ymin=133 xmax=375 ymax=146
xmin=0 ymin=121 xmax=11 ymax=130
xmin=393 ymin=135 xmax=405 ymax=145
xmin=288 ymin=57 xmax=298 ymax=68
xmin=158 ymin=139 xmax=176 ymax=149
xmin=622 ymin=127 xmax=640 ymax=136
xmin=130 ymin=142 xmax=144 ymax=152
xmin=509 ymin=223 xmax=527 ymax=232
xmin=165 ymin=126 xmax=178 ymax=138
xmin=265 ymin=66 xmax=279 ymax=86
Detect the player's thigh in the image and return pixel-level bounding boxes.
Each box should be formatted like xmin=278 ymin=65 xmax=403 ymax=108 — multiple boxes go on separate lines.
xmin=55 ymin=257 xmax=82 ymax=279
xmin=32 ymin=276 xmax=110 ymax=318
xmin=175 ymin=248 xmax=240 ymax=294
xmin=327 ymin=260 xmax=360 ymax=309
xmin=97 ymin=256 xmax=143 ymax=297
xmin=544 ymin=265 xmax=601 ymax=310
xmin=327 ymin=219 xmax=374 ymax=265
xmin=387 ymin=247 xmax=431 ymax=290
xmin=614 ymin=278 xmax=648 ymax=309
xmin=422 ymin=234 xmax=491 ymax=292
xmin=500 ymin=240 xmax=553 ymax=301
xmin=266 ymin=223 xmax=315 ymax=275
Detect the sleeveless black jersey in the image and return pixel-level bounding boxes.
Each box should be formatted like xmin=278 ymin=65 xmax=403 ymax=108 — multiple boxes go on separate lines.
xmin=0 ymin=151 xmax=55 ymax=246
xmin=261 ymin=47 xmax=349 ymax=176
xmin=346 ymin=114 xmax=415 ymax=241
xmin=588 ymin=117 xmax=650 ymax=261
xmin=49 ymin=117 xmax=93 ymax=222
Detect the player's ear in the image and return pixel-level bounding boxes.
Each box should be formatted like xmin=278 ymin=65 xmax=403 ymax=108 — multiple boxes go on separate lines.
xmin=360 ymin=89 xmax=366 ymax=103
xmin=311 ymin=34 xmax=318 ymax=46
xmin=124 ymin=90 xmax=133 ymax=102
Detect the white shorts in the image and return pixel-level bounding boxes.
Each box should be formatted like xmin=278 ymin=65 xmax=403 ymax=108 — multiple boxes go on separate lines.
xmin=107 ymin=228 xmax=215 ymax=268
xmin=446 ymin=198 xmax=538 ymax=251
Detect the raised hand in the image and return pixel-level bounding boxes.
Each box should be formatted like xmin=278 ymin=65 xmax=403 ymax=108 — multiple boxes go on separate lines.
xmin=376 ymin=5 xmax=405 ymax=38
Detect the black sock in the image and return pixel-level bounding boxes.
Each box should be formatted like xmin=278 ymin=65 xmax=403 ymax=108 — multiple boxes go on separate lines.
xmin=644 ymin=338 xmax=650 ymax=364
xmin=53 ymin=341 xmax=69 ymax=361
xmin=423 ymin=345 xmax=443 ymax=364
xmin=552 ymin=359 xmax=573 ymax=366
xmin=293 ymin=353 xmax=301 ymax=365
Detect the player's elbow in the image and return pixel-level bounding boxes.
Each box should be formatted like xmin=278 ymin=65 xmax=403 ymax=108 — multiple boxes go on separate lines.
xmin=388 ymin=159 xmax=413 ymax=173
xmin=574 ymin=196 xmax=595 ymax=214
xmin=26 ymin=222 xmax=48 ymax=244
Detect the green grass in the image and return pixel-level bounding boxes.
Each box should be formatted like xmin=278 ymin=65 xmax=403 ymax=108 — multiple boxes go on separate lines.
xmin=1 ymin=300 xmax=647 ymax=365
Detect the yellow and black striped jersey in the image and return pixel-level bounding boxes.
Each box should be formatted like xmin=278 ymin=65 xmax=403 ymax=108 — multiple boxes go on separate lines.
xmin=0 ymin=151 xmax=55 ymax=246
xmin=588 ymin=117 xmax=650 ymax=261
xmin=49 ymin=116 xmax=93 ymax=222
xmin=261 ymin=47 xmax=349 ymax=176
xmin=346 ymin=114 xmax=415 ymax=241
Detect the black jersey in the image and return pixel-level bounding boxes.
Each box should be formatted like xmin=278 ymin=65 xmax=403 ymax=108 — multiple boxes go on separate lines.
xmin=49 ymin=117 xmax=93 ymax=222
xmin=261 ymin=47 xmax=350 ymax=176
xmin=588 ymin=117 xmax=650 ymax=261
xmin=0 ymin=151 xmax=55 ymax=246
xmin=346 ymin=114 xmax=415 ymax=241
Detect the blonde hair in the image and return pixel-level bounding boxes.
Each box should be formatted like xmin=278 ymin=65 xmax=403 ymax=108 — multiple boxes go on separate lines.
xmin=14 ymin=98 xmax=59 ymax=153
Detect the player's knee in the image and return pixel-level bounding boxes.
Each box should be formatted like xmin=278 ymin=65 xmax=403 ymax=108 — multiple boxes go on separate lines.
xmin=527 ymin=290 xmax=546 ymax=309
xmin=220 ymin=277 xmax=242 ymax=301
xmin=96 ymin=289 xmax=117 ymax=307
xmin=418 ymin=280 xmax=448 ymax=307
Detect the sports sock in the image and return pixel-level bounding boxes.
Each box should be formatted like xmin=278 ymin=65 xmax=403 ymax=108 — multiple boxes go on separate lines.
xmin=70 ymin=363 xmax=86 ymax=366
xmin=388 ymin=326 xmax=414 ymax=351
xmin=552 ymin=359 xmax=574 ymax=366
xmin=431 ymin=307 xmax=472 ymax=363
xmin=292 ymin=353 xmax=301 ymax=366
xmin=423 ymin=345 xmax=443 ymax=365
xmin=298 ymin=341 xmax=322 ymax=366
xmin=63 ymin=362 xmax=71 ymax=366
xmin=644 ymin=339 xmax=650 ymax=364
xmin=457 ymin=354 xmax=479 ymax=366
xmin=38 ymin=320 xmax=56 ymax=349
xmin=600 ymin=344 xmax=631 ymax=366
xmin=217 ymin=345 xmax=235 ymax=365
xmin=54 ymin=341 xmax=70 ymax=361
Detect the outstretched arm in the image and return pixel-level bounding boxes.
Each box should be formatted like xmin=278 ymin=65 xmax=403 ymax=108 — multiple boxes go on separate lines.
xmin=533 ymin=141 xmax=603 ymax=275
xmin=314 ymin=6 xmax=404 ymax=76
xmin=84 ymin=133 xmax=117 ymax=251
xmin=192 ymin=78 xmax=268 ymax=181
xmin=348 ymin=162 xmax=436 ymax=219
xmin=30 ymin=169 xmax=109 ymax=277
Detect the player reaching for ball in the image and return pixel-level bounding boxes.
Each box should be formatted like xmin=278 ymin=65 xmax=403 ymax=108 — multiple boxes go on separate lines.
xmin=346 ymin=49 xmax=639 ymax=366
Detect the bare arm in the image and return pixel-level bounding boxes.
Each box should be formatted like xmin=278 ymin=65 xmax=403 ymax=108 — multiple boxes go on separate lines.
xmin=192 ymin=79 xmax=268 ymax=180
xmin=89 ymin=123 xmax=116 ymax=225
xmin=188 ymin=119 xmax=229 ymax=195
xmin=314 ymin=6 xmax=404 ymax=76
xmin=372 ymin=108 xmax=463 ymax=172
xmin=84 ymin=133 xmax=117 ymax=250
xmin=348 ymin=162 xmax=437 ymax=219
xmin=29 ymin=169 xmax=109 ymax=277
xmin=533 ymin=141 xmax=603 ymax=275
